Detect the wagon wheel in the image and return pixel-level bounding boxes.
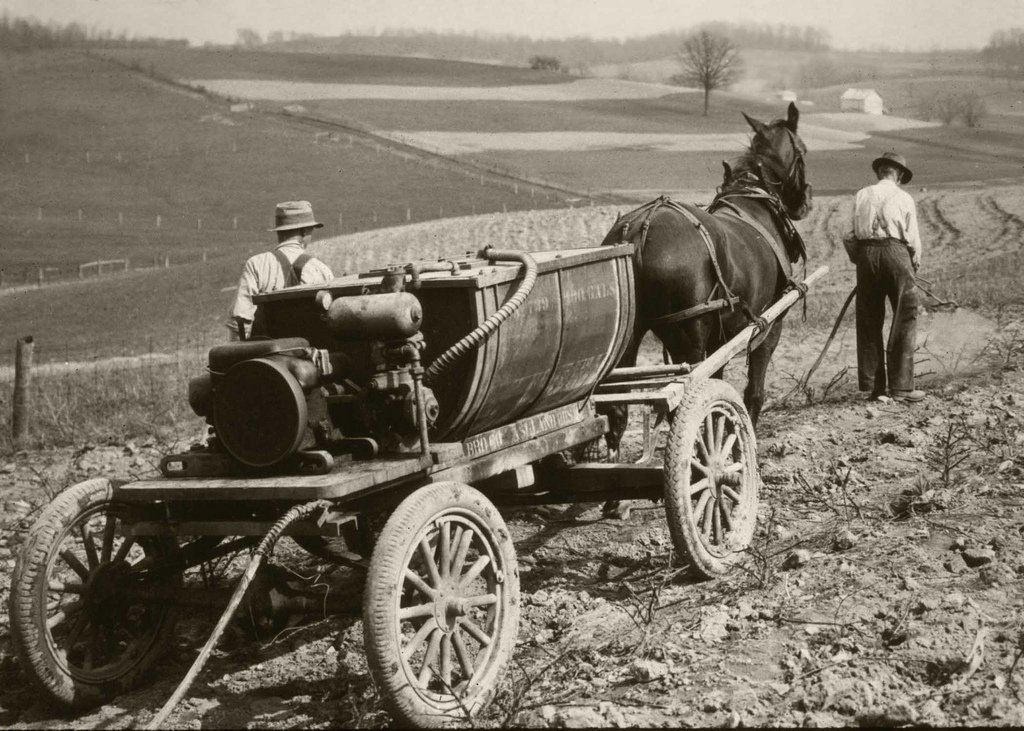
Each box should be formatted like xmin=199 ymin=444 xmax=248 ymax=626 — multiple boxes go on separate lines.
xmin=363 ymin=482 xmax=519 ymax=728
xmin=663 ymin=379 xmax=759 ymax=578
xmin=8 ymin=478 xmax=180 ymax=709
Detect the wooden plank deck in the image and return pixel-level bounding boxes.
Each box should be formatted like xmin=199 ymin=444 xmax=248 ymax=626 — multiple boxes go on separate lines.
xmin=115 ymin=455 xmax=432 ymax=502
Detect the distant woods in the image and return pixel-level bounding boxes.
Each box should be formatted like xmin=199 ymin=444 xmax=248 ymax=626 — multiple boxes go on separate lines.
xmin=982 ymin=28 xmax=1024 ymax=81
xmin=0 ymin=13 xmax=185 ymax=51
xmin=257 ymin=22 xmax=831 ymax=73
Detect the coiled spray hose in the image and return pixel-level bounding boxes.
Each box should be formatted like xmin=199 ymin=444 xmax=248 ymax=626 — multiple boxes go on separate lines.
xmin=424 ymin=247 xmax=538 ymax=386
xmin=146 ymin=499 xmax=331 ymax=730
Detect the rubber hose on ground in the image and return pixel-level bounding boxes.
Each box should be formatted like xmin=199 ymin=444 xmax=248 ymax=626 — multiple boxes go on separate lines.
xmin=424 ymin=248 xmax=537 ymax=386
xmin=146 ymin=499 xmax=332 ymax=730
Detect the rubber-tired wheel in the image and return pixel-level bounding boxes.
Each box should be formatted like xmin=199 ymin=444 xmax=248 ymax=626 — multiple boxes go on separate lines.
xmin=8 ymin=478 xmax=180 ymax=709
xmin=363 ymin=482 xmax=519 ymax=728
xmin=663 ymin=379 xmax=759 ymax=578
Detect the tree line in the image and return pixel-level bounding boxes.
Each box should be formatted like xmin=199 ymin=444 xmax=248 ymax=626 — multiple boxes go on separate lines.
xmin=260 ymin=22 xmax=831 ymax=71
xmin=0 ymin=13 xmax=186 ymax=51
xmin=982 ymin=28 xmax=1024 ymax=79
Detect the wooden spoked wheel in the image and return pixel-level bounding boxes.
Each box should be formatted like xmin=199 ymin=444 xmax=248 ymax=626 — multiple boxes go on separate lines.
xmin=8 ymin=478 xmax=180 ymax=708
xmin=663 ymin=379 xmax=759 ymax=578
xmin=363 ymin=482 xmax=519 ymax=728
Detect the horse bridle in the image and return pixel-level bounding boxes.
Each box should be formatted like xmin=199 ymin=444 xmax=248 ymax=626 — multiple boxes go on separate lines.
xmin=751 ymin=124 xmax=807 ymax=209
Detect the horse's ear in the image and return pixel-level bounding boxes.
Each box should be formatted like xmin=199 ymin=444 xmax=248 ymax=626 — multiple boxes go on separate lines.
xmin=742 ymin=112 xmax=768 ymax=138
xmin=786 ymin=102 xmax=800 ymax=132
xmin=722 ymin=160 xmax=732 ymax=181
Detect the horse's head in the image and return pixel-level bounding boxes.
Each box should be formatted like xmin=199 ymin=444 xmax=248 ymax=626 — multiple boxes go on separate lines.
xmin=741 ymin=102 xmax=812 ymax=220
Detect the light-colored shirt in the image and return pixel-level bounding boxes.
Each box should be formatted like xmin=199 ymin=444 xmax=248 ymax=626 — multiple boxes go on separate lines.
xmin=228 ymin=241 xmax=334 ymax=335
xmin=852 ymin=178 xmax=922 ymax=259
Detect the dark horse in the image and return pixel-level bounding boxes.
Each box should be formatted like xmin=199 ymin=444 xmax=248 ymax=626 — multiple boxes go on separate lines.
xmin=602 ymin=102 xmax=812 ymax=452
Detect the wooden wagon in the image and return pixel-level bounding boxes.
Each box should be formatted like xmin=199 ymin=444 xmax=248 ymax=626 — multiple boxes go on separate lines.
xmin=8 ymin=245 xmax=825 ymax=727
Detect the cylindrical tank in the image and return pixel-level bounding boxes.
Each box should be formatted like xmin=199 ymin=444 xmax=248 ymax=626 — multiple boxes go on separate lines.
xmin=255 ymin=245 xmax=636 ymax=440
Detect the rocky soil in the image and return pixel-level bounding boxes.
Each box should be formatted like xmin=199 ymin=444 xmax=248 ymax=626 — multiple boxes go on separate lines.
xmin=3 ymin=184 xmax=1024 ymax=727
xmin=2 ymin=313 xmax=1024 ymax=728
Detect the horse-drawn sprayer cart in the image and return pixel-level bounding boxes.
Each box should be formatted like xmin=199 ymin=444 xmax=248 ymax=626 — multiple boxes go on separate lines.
xmin=9 ymin=244 xmax=826 ymax=727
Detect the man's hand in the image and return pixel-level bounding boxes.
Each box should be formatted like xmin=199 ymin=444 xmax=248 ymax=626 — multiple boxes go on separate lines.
xmin=910 ymin=250 xmax=921 ymax=273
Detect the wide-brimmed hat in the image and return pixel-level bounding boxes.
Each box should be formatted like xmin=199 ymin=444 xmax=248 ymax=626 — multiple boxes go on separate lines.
xmin=872 ymin=152 xmax=913 ymax=184
xmin=268 ymin=200 xmax=324 ymax=232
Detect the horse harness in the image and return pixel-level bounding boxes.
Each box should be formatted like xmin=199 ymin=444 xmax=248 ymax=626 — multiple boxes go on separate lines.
xmin=618 ymin=193 xmax=805 ymax=336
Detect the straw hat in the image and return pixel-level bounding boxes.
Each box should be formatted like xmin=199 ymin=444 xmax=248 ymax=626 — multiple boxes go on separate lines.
xmin=268 ymin=200 xmax=324 ymax=232
xmin=872 ymin=152 xmax=913 ymax=184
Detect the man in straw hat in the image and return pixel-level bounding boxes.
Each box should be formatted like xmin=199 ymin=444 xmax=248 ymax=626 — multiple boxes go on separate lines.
xmin=228 ymin=200 xmax=334 ymax=340
xmin=850 ymin=151 xmax=925 ymax=403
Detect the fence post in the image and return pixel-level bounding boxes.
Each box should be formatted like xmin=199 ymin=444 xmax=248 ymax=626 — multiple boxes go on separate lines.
xmin=37 ymin=268 xmax=43 ymax=287
xmin=197 ymin=218 xmax=202 ymax=231
xmin=118 ymin=211 xmax=124 ymax=226
xmin=12 ymin=336 xmax=34 ymax=450
xmin=232 ymin=216 xmax=238 ymax=230
xmin=202 ymin=250 xmax=207 ymax=263
xmin=338 ymin=212 xmax=343 ymax=230
xmin=156 ymin=214 xmax=162 ymax=229
xmin=78 ymin=209 xmax=83 ymax=222
xmin=406 ymin=208 xmax=411 ymax=222
xmin=164 ymin=255 xmax=170 ymax=268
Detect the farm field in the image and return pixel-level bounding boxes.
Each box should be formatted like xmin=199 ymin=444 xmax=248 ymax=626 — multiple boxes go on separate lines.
xmin=118 ymin=47 xmax=1024 ymax=198
xmin=0 ymin=50 xmax=567 ymax=281
xmin=3 ymin=190 xmax=1024 ymax=727
xmin=99 ymin=47 xmax=573 ymax=86
xmin=6 ymin=40 xmax=1024 ymax=730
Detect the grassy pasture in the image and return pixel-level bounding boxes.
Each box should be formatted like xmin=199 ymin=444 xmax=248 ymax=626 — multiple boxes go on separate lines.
xmin=99 ymin=48 xmax=571 ymax=86
xmin=0 ymin=50 xmax=564 ymax=277
xmin=303 ymin=93 xmax=779 ymax=134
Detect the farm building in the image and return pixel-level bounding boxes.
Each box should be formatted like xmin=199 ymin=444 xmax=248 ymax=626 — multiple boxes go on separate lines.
xmin=840 ymin=88 xmax=884 ymax=115
xmin=229 ymin=102 xmax=253 ymax=113
xmin=778 ymin=90 xmax=798 ymax=103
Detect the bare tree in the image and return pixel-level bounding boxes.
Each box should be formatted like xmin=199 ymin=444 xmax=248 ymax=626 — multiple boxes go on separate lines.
xmin=677 ymin=31 xmax=742 ymax=116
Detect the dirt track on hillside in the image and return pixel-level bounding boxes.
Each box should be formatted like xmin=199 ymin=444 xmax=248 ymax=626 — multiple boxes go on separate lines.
xmin=3 ymin=186 xmax=1024 ymax=728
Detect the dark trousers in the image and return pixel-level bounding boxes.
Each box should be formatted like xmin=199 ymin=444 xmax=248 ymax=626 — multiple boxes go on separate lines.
xmin=855 ymin=239 xmax=918 ymax=394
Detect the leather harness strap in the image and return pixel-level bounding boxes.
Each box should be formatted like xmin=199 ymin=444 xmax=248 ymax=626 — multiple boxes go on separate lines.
xmin=711 ymin=197 xmax=792 ymax=279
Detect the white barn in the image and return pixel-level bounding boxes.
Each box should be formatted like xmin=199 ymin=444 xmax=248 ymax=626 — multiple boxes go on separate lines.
xmin=840 ymin=88 xmax=884 ymax=115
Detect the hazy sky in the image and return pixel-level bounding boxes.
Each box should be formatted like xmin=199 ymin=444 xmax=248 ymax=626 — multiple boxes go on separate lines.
xmin=3 ymin=0 xmax=1023 ymax=51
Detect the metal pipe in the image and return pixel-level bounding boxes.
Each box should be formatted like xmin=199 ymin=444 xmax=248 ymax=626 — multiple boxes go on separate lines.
xmin=409 ymin=348 xmax=431 ymax=456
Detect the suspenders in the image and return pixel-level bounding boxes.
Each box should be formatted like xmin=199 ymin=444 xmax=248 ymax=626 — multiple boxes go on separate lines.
xmin=270 ymin=249 xmax=313 ymax=286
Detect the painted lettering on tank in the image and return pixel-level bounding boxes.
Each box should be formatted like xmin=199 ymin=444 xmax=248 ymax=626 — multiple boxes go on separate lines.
xmin=563 ymin=282 xmax=617 ymax=306
xmin=463 ymin=404 xmax=584 ymax=458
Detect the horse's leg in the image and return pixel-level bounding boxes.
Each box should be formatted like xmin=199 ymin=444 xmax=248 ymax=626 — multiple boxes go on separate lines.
xmin=745 ymin=317 xmax=785 ymax=429
xmin=600 ymin=320 xmax=708 ymax=524
xmin=598 ymin=327 xmax=645 ymax=520
xmin=602 ymin=325 xmax=646 ymax=458
xmin=656 ymin=317 xmax=715 ymax=370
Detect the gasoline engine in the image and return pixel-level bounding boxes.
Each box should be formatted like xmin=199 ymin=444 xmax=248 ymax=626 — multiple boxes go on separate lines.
xmin=183 ymin=289 xmax=439 ymax=474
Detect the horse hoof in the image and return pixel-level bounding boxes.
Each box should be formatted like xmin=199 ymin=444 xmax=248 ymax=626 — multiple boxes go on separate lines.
xmin=601 ymin=501 xmax=631 ymax=521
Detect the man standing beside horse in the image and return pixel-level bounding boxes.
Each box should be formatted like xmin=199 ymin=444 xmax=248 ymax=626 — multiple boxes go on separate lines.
xmin=851 ymin=151 xmax=926 ymax=403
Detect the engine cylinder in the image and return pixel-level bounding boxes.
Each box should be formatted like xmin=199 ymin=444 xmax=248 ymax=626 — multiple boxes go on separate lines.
xmin=324 ymin=293 xmax=422 ymax=340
